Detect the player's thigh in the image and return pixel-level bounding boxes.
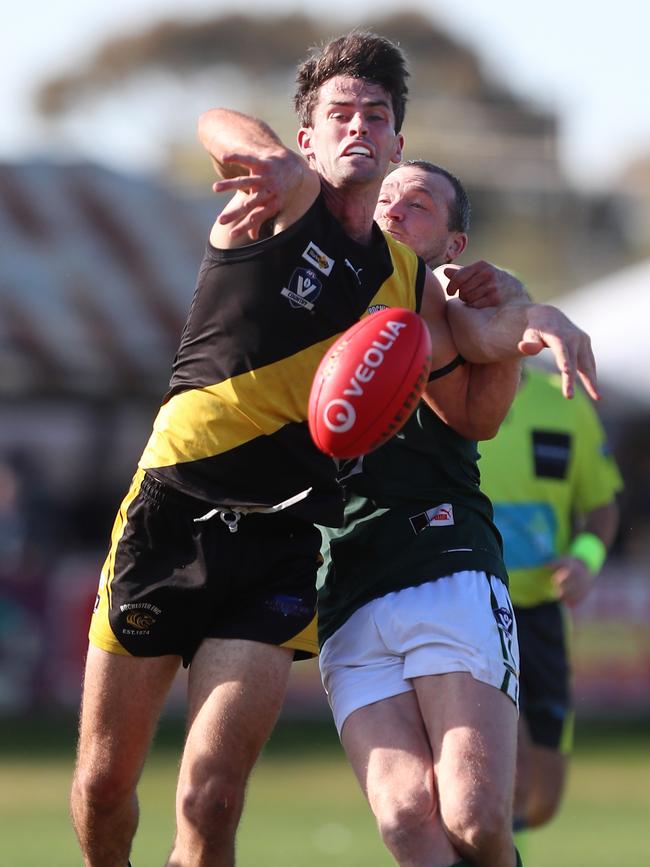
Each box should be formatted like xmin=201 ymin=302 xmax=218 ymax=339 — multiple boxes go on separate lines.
xmin=182 ymin=637 xmax=293 ymax=780
xmin=76 ymin=645 xmax=180 ymax=782
xmin=416 ymin=671 xmax=518 ymax=814
xmin=341 ymin=690 xmax=435 ymax=808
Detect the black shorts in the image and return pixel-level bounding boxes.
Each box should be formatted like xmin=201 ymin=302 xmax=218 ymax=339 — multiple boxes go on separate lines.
xmin=89 ymin=469 xmax=321 ymax=666
xmin=515 ymin=601 xmax=572 ymax=751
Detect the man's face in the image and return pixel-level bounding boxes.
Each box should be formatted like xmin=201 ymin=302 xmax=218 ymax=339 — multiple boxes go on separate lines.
xmin=375 ymin=166 xmax=464 ymax=267
xmin=298 ymin=75 xmax=403 ymax=188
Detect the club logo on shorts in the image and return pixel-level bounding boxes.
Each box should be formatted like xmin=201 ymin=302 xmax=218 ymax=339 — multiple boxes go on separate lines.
xmin=120 ymin=602 xmax=161 ymax=636
xmin=409 ymin=503 xmax=455 ymax=534
xmin=493 ymin=606 xmax=514 ymax=635
xmin=281 ymin=267 xmax=322 ymax=311
xmin=302 ymin=241 xmax=334 ymax=275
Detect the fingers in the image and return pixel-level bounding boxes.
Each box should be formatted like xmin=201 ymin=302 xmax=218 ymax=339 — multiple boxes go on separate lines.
xmin=520 ymin=327 xmax=600 ymax=401
xmin=444 ymin=261 xmax=509 ymax=308
xmin=213 ymin=172 xmax=268 ymax=195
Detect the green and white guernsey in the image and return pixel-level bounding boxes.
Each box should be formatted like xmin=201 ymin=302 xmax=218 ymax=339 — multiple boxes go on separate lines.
xmin=318 ymin=401 xmax=508 ymax=644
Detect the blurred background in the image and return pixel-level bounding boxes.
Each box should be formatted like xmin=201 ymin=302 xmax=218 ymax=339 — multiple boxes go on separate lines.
xmin=2 ymin=3 xmax=649 ymax=865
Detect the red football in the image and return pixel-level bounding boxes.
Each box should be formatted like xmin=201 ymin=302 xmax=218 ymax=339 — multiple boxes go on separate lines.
xmin=309 ymin=307 xmax=432 ymax=459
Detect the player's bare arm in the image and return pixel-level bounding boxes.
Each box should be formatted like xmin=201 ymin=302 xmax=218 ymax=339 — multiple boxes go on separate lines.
xmin=418 ymin=269 xmax=520 ymax=440
xmin=197 ymin=108 xmax=320 ymax=245
xmin=446 ymin=296 xmax=599 ymax=401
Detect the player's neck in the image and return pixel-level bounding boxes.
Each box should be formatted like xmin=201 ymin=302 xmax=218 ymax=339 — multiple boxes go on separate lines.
xmin=321 ymin=179 xmax=379 ymax=245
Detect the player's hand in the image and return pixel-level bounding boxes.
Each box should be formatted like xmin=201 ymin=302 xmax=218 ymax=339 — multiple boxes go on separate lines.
xmin=518 ymin=304 xmax=599 ymax=400
xmin=550 ymin=556 xmax=595 ymax=606
xmin=441 ymin=261 xmax=528 ymax=309
xmin=213 ymin=151 xmax=303 ymax=240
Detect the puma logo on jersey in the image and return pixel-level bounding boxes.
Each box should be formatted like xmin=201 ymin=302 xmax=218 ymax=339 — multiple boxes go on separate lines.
xmin=409 ymin=503 xmax=455 ymax=534
xmin=345 ymin=259 xmax=363 ymax=283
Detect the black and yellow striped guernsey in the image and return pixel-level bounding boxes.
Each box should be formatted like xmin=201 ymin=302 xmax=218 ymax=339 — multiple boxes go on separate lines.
xmin=139 ymin=193 xmax=426 ymax=526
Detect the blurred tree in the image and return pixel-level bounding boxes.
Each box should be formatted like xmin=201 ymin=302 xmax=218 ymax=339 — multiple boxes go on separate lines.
xmin=32 ymin=10 xmax=641 ymax=296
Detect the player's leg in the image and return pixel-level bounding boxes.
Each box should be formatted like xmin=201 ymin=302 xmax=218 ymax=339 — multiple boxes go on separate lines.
xmin=515 ymin=717 xmax=569 ymax=827
xmin=167 ymin=637 xmax=293 ymax=866
xmin=320 ymin=594 xmax=463 ymax=867
xmin=417 ymin=671 xmax=518 ymax=867
xmin=341 ymin=692 xmax=461 ymax=867
xmin=513 ymin=602 xmax=571 ymax=829
xmin=70 ymin=645 xmax=180 ymax=867
xmin=403 ymin=572 xmax=520 ymax=867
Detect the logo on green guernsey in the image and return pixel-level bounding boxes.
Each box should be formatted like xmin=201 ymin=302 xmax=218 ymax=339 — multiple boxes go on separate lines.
xmin=409 ymin=503 xmax=455 ymax=534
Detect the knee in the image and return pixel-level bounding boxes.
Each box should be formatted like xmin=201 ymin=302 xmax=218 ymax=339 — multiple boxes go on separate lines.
xmin=71 ymin=760 xmax=136 ymax=813
xmin=177 ymin=771 xmax=244 ymax=838
xmin=443 ymin=789 xmax=512 ymax=857
xmin=373 ymin=787 xmax=437 ymax=852
xmin=525 ymin=789 xmax=563 ymax=828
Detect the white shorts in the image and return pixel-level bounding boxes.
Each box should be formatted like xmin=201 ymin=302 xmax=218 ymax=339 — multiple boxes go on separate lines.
xmin=319 ymin=571 xmax=520 ymax=735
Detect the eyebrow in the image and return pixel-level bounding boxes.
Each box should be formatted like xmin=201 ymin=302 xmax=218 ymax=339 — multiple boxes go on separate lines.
xmin=380 ymin=182 xmax=435 ymax=199
xmin=327 ymin=98 xmax=392 ymax=110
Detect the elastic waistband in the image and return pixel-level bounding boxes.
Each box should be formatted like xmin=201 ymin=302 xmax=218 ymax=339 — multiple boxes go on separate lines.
xmin=140 ymin=472 xmax=209 ymax=514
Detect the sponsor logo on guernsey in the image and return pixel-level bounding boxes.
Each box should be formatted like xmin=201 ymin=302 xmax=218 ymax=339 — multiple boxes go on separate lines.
xmin=409 ymin=503 xmax=455 ymax=534
xmin=367 ymin=303 xmax=388 ymax=314
xmin=281 ymin=267 xmax=322 ymax=311
xmin=321 ymin=318 xmax=409 ymax=434
xmin=302 ymin=241 xmax=334 ymax=275
xmin=120 ymin=602 xmax=161 ymax=636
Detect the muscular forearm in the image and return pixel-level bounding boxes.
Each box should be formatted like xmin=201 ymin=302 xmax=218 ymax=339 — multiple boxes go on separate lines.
xmin=447 ymin=299 xmax=598 ymax=400
xmin=197 ymin=108 xmax=287 ymax=178
xmin=463 ymin=359 xmax=522 ymax=440
xmin=446 ymin=297 xmax=533 ymax=363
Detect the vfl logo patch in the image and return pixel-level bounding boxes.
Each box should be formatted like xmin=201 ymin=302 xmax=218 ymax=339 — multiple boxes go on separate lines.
xmin=302 ymin=241 xmax=334 ymax=275
xmin=281 ymin=267 xmax=322 ymax=311
xmin=409 ymin=503 xmax=454 ymax=534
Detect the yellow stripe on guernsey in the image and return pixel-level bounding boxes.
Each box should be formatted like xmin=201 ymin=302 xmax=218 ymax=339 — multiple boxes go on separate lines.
xmin=140 ymin=238 xmax=418 ymax=470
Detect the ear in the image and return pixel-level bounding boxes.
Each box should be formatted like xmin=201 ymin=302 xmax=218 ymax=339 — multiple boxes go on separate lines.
xmin=297 ymin=127 xmax=314 ymax=158
xmin=389 ymin=132 xmax=405 ymax=165
xmin=446 ymin=232 xmax=468 ymax=262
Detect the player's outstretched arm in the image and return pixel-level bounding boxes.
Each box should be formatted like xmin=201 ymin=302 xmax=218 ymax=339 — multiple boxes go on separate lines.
xmin=198 ymin=108 xmax=320 ymax=241
xmin=447 ymin=299 xmax=599 ymax=401
xmin=418 ymin=270 xmax=521 ymax=439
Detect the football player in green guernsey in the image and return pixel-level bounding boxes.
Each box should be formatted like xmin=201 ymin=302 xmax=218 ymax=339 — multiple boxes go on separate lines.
xmin=317 ymin=160 xmax=600 ymax=867
xmin=71 ymin=30 xmax=598 ymax=867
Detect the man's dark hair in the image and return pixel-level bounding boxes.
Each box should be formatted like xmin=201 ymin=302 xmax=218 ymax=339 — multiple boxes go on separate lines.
xmin=402 ymin=159 xmax=471 ymax=233
xmin=293 ymin=31 xmax=409 ymax=133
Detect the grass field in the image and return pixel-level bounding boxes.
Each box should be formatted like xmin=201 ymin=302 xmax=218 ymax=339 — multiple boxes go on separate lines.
xmin=1 ymin=716 xmax=648 ymax=866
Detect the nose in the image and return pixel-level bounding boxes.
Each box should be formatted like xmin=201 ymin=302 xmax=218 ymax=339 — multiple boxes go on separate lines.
xmin=382 ymin=199 xmax=403 ymax=221
xmin=348 ymin=112 xmax=368 ymax=137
